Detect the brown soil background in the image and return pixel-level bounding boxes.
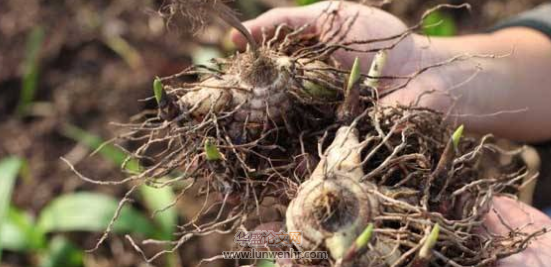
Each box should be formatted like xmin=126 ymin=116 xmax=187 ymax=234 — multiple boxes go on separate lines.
xmin=1 ymin=0 xmax=549 ymax=266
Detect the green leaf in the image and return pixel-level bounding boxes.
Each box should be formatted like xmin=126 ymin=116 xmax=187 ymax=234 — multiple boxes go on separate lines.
xmin=0 ymin=209 xmax=32 ymax=251
xmin=355 ymin=223 xmax=374 ymax=249
xmin=1 ymin=207 xmax=46 ymax=252
xmin=39 ymin=236 xmax=83 ymax=267
xmin=17 ymin=26 xmax=45 ymax=116
xmin=139 ymin=185 xmax=177 ymax=240
xmin=153 ymin=77 xmax=164 ymax=105
xmin=204 ymin=138 xmax=222 ymax=161
xmin=296 ymin=0 xmax=320 ymax=6
xmin=37 ymin=192 xmax=155 ymax=236
xmin=419 ymin=223 xmax=440 ymax=259
xmin=451 ymin=124 xmax=464 ymax=150
xmin=346 ymin=57 xmax=361 ymax=93
xmin=0 ymin=157 xmax=24 ymax=261
xmin=62 ymin=124 xmax=140 ymax=172
xmin=422 ymin=11 xmax=456 ymax=36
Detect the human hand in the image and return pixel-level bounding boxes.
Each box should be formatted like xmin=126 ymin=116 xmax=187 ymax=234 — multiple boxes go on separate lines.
xmin=232 ymin=1 xmax=551 ymax=142
xmin=252 ymin=196 xmax=551 ymax=266
xmin=231 ymin=1 xmax=416 ymax=76
xmin=484 ymin=197 xmax=551 ymax=267
xmin=230 ymin=1 xmax=455 ymax=116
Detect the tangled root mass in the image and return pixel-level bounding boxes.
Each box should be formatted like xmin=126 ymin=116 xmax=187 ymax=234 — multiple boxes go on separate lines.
xmin=70 ymin=2 xmax=547 ymax=266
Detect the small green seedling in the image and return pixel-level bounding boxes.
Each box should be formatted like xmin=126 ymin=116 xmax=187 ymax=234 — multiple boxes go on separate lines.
xmin=365 ymin=50 xmax=388 ymax=89
xmin=355 ymin=223 xmax=374 ymax=249
xmin=17 ymin=27 xmax=45 ymax=116
xmin=419 ymin=223 xmax=440 ymax=259
xmin=153 ymin=77 xmax=164 ymax=105
xmin=451 ymin=125 xmax=464 ymax=150
xmin=205 ymin=138 xmax=222 ymax=161
xmin=342 ymin=220 xmax=375 ymax=263
xmin=347 ymin=57 xmax=361 ymax=93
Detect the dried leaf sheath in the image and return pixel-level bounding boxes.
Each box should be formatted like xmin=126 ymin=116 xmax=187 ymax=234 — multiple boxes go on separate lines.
xmin=163 ymin=0 xmax=257 ymax=50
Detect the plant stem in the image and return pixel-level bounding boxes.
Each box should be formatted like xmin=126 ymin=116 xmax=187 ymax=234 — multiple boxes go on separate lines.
xmin=213 ymin=1 xmax=258 ymax=53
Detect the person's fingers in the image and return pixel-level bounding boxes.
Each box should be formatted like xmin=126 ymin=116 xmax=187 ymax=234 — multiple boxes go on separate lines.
xmin=378 ymin=84 xmax=439 ymax=109
xmin=230 ymin=6 xmax=319 ymax=50
xmin=484 ymin=197 xmax=551 ymax=267
xmin=378 ymin=87 xmax=420 ymax=107
xmin=484 ymin=197 xmax=551 ymax=233
xmin=377 ymin=75 xmax=452 ymax=112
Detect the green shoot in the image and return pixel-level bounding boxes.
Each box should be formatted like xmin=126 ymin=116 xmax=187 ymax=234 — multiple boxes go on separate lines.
xmin=342 ymin=223 xmax=374 ymax=263
xmin=17 ymin=26 xmax=45 ymax=116
xmin=153 ymin=77 xmax=164 ymax=105
xmin=451 ymin=125 xmax=464 ymax=150
xmin=37 ymin=192 xmax=154 ymax=236
xmin=355 ymin=223 xmax=374 ymax=249
xmin=346 ymin=57 xmax=361 ymax=93
xmin=338 ymin=57 xmax=362 ymax=122
xmin=205 ymin=138 xmax=222 ymax=161
xmin=365 ymin=50 xmax=388 ymax=89
xmin=419 ymin=223 xmax=440 ymax=259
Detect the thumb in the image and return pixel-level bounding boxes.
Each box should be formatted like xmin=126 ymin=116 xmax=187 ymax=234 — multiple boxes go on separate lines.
xmin=485 ymin=197 xmax=551 ymax=267
xmin=230 ymin=6 xmax=318 ymax=50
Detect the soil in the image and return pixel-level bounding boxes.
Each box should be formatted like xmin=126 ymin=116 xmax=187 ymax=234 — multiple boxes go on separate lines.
xmin=0 ymin=0 xmax=549 ymax=266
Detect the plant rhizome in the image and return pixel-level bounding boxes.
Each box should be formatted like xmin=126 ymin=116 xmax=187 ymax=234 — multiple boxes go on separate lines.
xmin=67 ymin=1 xmax=547 ymax=266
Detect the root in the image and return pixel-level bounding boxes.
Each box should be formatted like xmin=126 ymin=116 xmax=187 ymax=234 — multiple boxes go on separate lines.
xmin=65 ymin=2 xmax=546 ymax=266
xmin=87 ymin=184 xmax=140 ymax=252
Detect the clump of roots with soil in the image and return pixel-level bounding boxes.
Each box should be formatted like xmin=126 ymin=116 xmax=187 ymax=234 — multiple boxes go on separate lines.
xmin=67 ymin=1 xmax=547 ymax=266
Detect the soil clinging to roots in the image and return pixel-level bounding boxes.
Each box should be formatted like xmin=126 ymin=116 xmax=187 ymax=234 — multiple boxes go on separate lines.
xmin=66 ymin=1 xmax=547 ymax=266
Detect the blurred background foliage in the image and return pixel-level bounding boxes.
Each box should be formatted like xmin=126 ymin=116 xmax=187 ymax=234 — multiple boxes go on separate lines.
xmin=0 ymin=0 xmax=547 ymax=266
